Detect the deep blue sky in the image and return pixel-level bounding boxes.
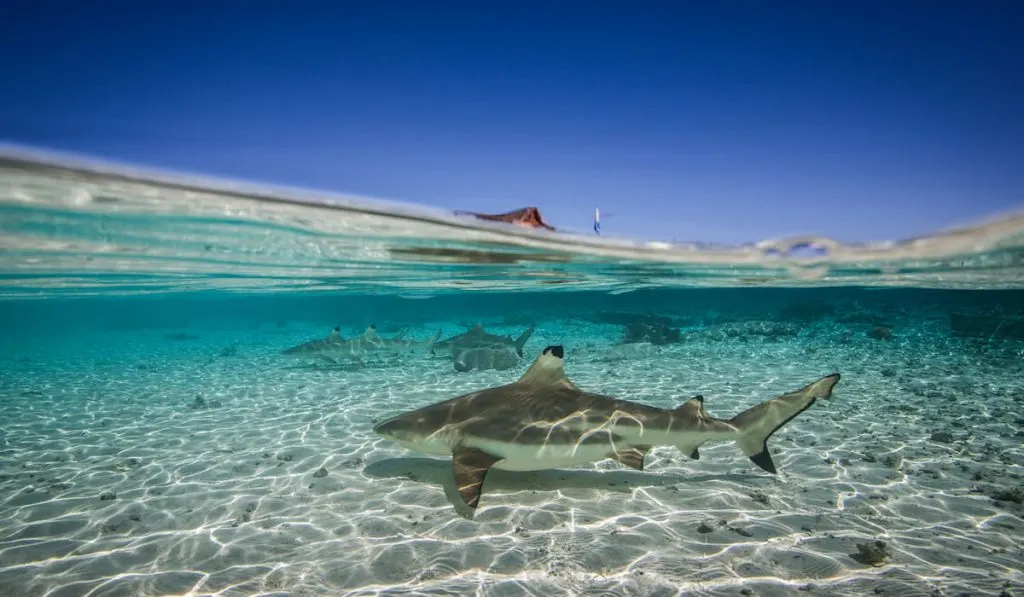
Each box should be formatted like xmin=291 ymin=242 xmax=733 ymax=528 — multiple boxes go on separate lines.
xmin=1 ymin=1 xmax=1022 ymax=243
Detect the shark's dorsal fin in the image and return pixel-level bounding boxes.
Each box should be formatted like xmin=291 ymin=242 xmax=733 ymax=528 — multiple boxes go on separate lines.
xmin=673 ymin=395 xmax=706 ymax=419
xmin=362 ymin=324 xmax=380 ymax=341
xmin=517 ymin=345 xmax=578 ymax=390
xmin=467 ymin=323 xmax=485 ymax=335
xmin=391 ymin=327 xmax=409 ymax=341
xmin=327 ymin=326 xmax=342 ymax=341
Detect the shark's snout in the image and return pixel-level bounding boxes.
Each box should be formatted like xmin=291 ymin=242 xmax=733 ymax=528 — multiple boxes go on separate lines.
xmin=374 ymin=413 xmax=451 ymax=456
xmin=372 ymin=418 xmax=395 ymax=437
xmin=373 ymin=416 xmax=415 ymax=440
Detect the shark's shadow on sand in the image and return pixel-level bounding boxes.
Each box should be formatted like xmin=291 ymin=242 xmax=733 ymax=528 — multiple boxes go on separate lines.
xmin=364 ymin=457 xmax=761 ymax=519
xmin=280 ymin=362 xmax=368 ymax=372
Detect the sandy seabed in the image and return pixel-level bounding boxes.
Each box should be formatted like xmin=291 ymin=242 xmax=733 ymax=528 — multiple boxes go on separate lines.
xmin=1 ymin=319 xmax=1022 ymax=597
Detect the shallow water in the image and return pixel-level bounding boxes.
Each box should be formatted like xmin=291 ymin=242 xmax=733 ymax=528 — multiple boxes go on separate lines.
xmin=1 ymin=149 xmax=1023 ymax=596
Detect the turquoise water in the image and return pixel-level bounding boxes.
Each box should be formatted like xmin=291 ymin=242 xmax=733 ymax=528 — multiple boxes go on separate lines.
xmin=1 ymin=149 xmax=1023 ymax=596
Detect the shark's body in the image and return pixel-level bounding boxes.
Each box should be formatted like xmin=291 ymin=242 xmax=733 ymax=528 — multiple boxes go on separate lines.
xmin=281 ymin=325 xmax=437 ymax=364
xmin=432 ymin=324 xmax=534 ymax=357
xmin=280 ymin=326 xmax=346 ymax=361
xmin=374 ymin=345 xmax=841 ymax=510
xmin=453 ymin=344 xmax=520 ymax=372
xmin=391 ymin=329 xmax=442 ymax=353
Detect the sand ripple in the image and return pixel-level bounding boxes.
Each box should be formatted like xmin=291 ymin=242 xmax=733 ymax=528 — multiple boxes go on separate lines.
xmin=0 ymin=321 xmax=1022 ymax=596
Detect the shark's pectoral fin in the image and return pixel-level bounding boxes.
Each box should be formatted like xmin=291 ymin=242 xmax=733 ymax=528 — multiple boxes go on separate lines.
xmin=317 ymin=355 xmax=339 ymax=365
xmin=609 ymin=445 xmax=651 ymax=471
xmin=452 ymin=447 xmax=501 ymax=509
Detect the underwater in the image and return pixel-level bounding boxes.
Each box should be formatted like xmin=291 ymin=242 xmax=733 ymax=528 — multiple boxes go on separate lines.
xmin=1 ymin=149 xmax=1022 ymax=597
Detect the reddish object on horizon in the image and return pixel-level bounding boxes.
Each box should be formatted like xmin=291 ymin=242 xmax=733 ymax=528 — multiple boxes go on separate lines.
xmin=454 ymin=206 xmax=556 ymax=231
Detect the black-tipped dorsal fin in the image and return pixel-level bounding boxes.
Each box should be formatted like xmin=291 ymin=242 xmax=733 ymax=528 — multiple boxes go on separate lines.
xmin=673 ymin=395 xmax=705 ymax=419
xmin=362 ymin=325 xmax=380 ymax=340
xmin=328 ymin=326 xmax=342 ymax=341
xmin=517 ymin=345 xmax=578 ymax=389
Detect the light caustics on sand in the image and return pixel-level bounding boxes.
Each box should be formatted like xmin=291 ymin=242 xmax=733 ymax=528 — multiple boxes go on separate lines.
xmin=1 ymin=144 xmax=1023 ymax=296
xmin=1 ymin=319 xmax=1022 ymax=596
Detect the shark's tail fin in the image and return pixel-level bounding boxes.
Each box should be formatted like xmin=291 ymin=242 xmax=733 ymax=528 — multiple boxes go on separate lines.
xmin=513 ymin=326 xmax=535 ymax=357
xmin=430 ymin=329 xmax=443 ymax=356
xmin=729 ymin=374 xmax=841 ymax=474
xmin=426 ymin=329 xmax=442 ymax=354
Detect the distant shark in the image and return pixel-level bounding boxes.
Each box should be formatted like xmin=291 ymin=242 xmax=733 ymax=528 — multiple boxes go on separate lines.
xmin=280 ymin=326 xmax=346 ymax=361
xmin=452 ymin=344 xmax=520 ymax=373
xmin=390 ymin=328 xmax=443 ymax=354
xmin=432 ymin=324 xmax=534 ymax=357
xmin=281 ymin=325 xmax=439 ymax=364
xmin=374 ymin=345 xmax=840 ymax=511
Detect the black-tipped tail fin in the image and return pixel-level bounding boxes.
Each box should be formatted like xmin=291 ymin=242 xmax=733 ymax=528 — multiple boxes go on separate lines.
xmin=513 ymin=326 xmax=535 ymax=357
xmin=426 ymin=329 xmax=442 ymax=354
xmin=730 ymin=373 xmax=841 ymax=474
